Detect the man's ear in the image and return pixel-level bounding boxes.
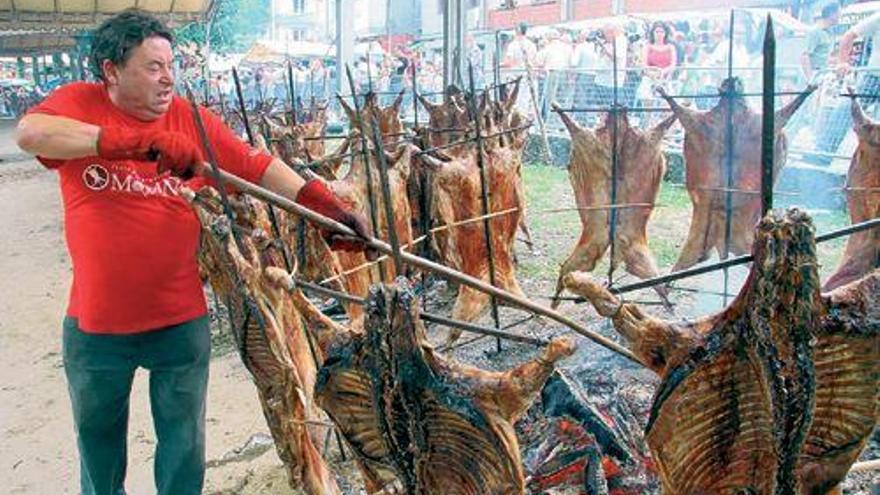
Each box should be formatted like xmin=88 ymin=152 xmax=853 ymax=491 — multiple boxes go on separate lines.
xmin=102 ymin=59 xmax=119 ymax=86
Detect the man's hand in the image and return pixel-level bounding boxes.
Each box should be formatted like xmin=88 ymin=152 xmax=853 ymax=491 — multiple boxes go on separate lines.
xmin=295 ymin=179 xmax=375 ymax=255
xmin=97 ymin=127 xmax=204 ymax=179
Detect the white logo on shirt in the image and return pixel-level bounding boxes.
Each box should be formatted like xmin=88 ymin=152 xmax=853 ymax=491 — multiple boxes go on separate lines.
xmin=82 ymin=164 xmax=110 ymax=191
xmin=82 ymin=163 xmax=183 ymax=197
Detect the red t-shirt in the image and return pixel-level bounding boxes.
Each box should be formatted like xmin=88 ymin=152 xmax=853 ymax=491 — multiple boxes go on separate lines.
xmin=29 ymin=82 xmax=273 ymax=334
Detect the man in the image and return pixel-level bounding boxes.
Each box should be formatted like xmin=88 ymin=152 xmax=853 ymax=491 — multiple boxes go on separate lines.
xmin=593 ymin=24 xmax=629 ymax=107
xmin=15 ymin=10 xmax=370 ymax=495
xmin=501 ymin=22 xmax=537 ymax=69
xmin=534 ymin=29 xmax=573 ymax=117
xmin=802 ymin=3 xmax=840 ymax=82
xmin=839 ymin=9 xmax=880 ymax=110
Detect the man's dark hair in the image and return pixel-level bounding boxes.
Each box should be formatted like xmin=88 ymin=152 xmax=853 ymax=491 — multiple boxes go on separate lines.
xmin=517 ymin=22 xmax=529 ymax=36
xmin=89 ymin=9 xmax=173 ymax=81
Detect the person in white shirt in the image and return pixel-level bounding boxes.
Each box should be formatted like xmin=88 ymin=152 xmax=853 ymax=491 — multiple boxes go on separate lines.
xmin=839 ymin=10 xmax=880 ymax=110
xmin=502 ymin=22 xmax=537 ymax=69
xmin=594 ymin=24 xmax=629 ymax=106
xmin=536 ymin=29 xmax=574 ymax=116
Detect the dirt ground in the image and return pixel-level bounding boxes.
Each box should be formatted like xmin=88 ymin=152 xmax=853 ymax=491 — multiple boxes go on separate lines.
xmin=1 ymin=117 xmax=876 ymax=494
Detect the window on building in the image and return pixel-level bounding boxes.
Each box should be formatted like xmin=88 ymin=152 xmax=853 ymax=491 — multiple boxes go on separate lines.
xmin=292 ymin=0 xmax=306 ymax=13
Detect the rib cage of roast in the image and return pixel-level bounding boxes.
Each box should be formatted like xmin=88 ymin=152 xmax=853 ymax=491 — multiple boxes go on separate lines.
xmin=561 ymin=208 xmax=879 ymax=495
xmin=315 ymin=279 xmax=576 ymax=494
xmin=824 ymin=94 xmax=880 ymax=291
xmin=657 ymin=78 xmax=815 ymax=272
xmin=551 ymin=102 xmax=677 ymax=308
xmin=186 ymin=186 xmax=342 ymax=495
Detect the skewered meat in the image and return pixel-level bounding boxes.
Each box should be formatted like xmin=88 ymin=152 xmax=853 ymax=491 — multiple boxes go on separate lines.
xmin=551 ymin=104 xmax=677 ymax=308
xmin=418 ymin=136 xmax=528 ymax=342
xmin=339 ymin=90 xmax=406 ymax=146
xmin=418 ymin=86 xmax=470 ymax=148
xmin=657 ymin=78 xmax=815 ymax=272
xmin=562 ymin=208 xmax=879 ymax=495
xmin=823 ymin=95 xmax=880 ymax=290
xmin=185 ymin=186 xmax=341 ymax=495
xmin=328 ymin=144 xmax=416 ymax=323
xmin=414 ymin=82 xmax=533 ymax=249
xmin=315 ymin=279 xmax=576 ymax=494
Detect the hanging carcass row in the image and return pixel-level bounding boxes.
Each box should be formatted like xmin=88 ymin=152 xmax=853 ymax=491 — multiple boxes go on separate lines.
xmin=550 ymin=103 xmax=677 ymax=308
xmin=414 ymin=82 xmax=534 ymax=250
xmin=184 ymin=186 xmax=341 ymax=495
xmin=329 ymin=90 xmax=416 ymax=324
xmin=315 ymin=279 xmax=576 ymax=495
xmin=824 ymin=94 xmax=880 ymax=290
xmin=657 ymin=78 xmax=815 ymax=272
xmin=561 ymin=208 xmax=879 ymax=495
xmin=260 ymin=101 xmax=354 ymax=181
xmin=416 ymin=106 xmax=531 ymax=342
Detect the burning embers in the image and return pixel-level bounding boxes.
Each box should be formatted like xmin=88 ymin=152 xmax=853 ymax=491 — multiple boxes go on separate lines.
xmin=561 ymin=208 xmax=879 ymax=494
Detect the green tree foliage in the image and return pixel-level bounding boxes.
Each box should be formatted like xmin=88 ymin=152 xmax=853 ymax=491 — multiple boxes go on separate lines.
xmin=175 ymin=0 xmax=270 ymax=54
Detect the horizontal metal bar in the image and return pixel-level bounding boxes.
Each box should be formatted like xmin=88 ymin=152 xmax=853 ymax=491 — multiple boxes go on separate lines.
xmin=297 ymin=278 xmax=546 ymax=346
xmin=662 ymin=90 xmax=813 ymax=99
xmin=566 ymin=216 xmax=880 ymax=302
xmin=816 ymin=216 xmax=880 ymax=243
xmin=413 ymin=123 xmax=532 ymax=157
xmin=437 ymin=314 xmax=541 ymax=353
xmin=420 ymin=313 xmax=547 ymax=346
xmin=838 ymin=93 xmax=880 ymax=99
xmin=552 ymin=106 xmax=672 ymax=113
xmin=302 ymin=135 xmax=348 ymax=141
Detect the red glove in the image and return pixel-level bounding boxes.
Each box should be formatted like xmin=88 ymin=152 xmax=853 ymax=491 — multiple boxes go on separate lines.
xmin=97 ymin=127 xmax=204 ymax=179
xmin=295 ymin=179 xmax=373 ymax=253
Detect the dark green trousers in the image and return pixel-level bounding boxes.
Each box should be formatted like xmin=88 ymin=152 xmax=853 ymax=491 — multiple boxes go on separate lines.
xmin=62 ymin=316 xmax=210 ymax=495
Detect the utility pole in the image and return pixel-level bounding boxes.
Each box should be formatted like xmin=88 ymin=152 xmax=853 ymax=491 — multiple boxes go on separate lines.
xmin=336 ymin=0 xmax=355 ymax=94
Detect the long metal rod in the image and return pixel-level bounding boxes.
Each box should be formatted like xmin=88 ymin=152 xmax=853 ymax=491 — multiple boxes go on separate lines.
xmin=286 ymin=60 xmax=297 ymax=125
xmin=369 ymin=117 xmax=404 ymax=275
xmin=761 ymin=15 xmax=776 ymax=215
xmin=230 ymin=67 xmax=292 ymax=273
xmin=562 ymin=217 xmax=880 ymax=301
xmin=232 ymin=68 xmax=255 ymax=145
xmin=607 ymin=37 xmax=620 ymax=287
xmin=345 ymin=64 xmax=383 ymax=277
xmin=722 ymin=8 xmax=736 ymax=307
xmin=201 ymin=165 xmax=643 ymax=365
xmin=413 ymin=123 xmax=532 ymax=157
xmin=468 ymin=63 xmax=503 ymax=353
xmin=553 ymin=106 xmax=673 ymax=113
xmin=290 ymin=276 xmax=547 ymax=347
xmin=663 ymin=90 xmax=809 ymax=99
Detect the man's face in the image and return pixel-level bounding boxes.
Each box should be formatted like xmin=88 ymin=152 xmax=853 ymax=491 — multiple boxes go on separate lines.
xmin=104 ymin=36 xmax=174 ymax=121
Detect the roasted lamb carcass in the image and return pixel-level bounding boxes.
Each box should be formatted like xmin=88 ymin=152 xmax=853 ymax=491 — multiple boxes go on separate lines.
xmin=185 ymin=187 xmax=341 ymax=495
xmin=551 ymin=103 xmax=677 ymax=308
xmin=326 ymin=93 xmax=416 ymax=323
xmin=418 ymin=85 xmax=471 ymax=148
xmin=562 ymin=208 xmax=879 ymax=495
xmin=418 ymin=136 xmax=529 ymax=343
xmin=315 ymin=279 xmax=576 ymax=494
xmin=823 ymin=95 xmax=880 ymax=290
xmin=657 ymin=78 xmax=815 ymax=272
